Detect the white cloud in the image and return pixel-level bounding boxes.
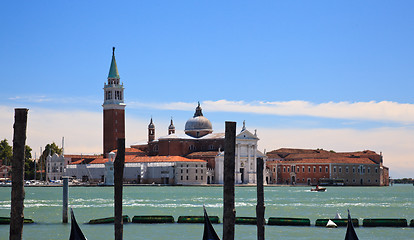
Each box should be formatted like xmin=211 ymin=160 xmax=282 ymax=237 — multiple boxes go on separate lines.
xmin=0 ymin=106 xmax=102 ymax=156
xmin=129 ymin=100 xmax=414 ymax=124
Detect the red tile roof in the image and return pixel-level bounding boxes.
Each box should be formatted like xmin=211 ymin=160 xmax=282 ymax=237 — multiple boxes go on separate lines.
xmin=70 ymin=155 xmax=206 ymax=165
xmin=186 ymin=151 xmax=220 ymax=158
xmin=271 ymin=157 xmax=376 ymax=165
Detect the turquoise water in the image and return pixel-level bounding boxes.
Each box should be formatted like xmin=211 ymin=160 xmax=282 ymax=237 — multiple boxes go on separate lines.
xmin=0 ymin=185 xmax=413 ymax=239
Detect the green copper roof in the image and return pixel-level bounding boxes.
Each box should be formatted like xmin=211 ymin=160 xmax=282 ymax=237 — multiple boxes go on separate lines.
xmin=108 ymin=47 xmax=120 ymax=79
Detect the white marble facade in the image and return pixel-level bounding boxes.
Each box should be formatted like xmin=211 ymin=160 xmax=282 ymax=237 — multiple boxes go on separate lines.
xmin=215 ymin=122 xmax=266 ymax=184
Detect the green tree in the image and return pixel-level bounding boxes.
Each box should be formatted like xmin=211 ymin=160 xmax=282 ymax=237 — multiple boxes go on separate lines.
xmin=41 ymin=142 xmax=62 ymax=159
xmin=0 ymin=139 xmax=13 ymax=166
xmin=24 ymin=145 xmax=34 ymax=180
xmin=38 ymin=142 xmax=63 ymax=180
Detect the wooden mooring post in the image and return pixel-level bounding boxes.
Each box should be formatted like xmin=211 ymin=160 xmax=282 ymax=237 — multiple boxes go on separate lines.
xmin=256 ymin=157 xmax=265 ymax=240
xmin=62 ymin=176 xmax=69 ymax=223
xmin=223 ymin=121 xmax=236 ymax=240
xmin=10 ymin=108 xmax=28 ymax=240
xmin=114 ymin=138 xmax=125 ymax=240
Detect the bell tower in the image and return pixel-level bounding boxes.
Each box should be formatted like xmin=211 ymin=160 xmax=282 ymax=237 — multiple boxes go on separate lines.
xmin=148 ymin=118 xmax=155 ymax=142
xmin=103 ymin=47 xmax=125 ymax=156
xmin=168 ymin=118 xmax=175 ymax=135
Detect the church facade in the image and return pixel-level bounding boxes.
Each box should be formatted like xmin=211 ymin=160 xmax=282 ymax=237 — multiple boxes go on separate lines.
xmin=132 ymin=104 xmax=267 ymax=184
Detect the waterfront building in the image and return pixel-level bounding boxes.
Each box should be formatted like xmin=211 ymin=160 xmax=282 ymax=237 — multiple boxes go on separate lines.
xmin=103 ymin=47 xmax=125 ymax=156
xmin=214 ymin=121 xmax=266 ymax=184
xmin=131 ymin=104 xmax=266 ymax=185
xmin=0 ymin=165 xmax=11 ymax=179
xmin=65 ymin=150 xmax=207 ymax=185
xmin=46 ymin=153 xmax=65 ymax=181
xmin=266 ymin=148 xmax=389 ymax=186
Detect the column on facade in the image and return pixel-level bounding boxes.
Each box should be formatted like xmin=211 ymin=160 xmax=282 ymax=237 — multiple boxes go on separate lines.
xmin=253 ymin=144 xmax=257 ymax=184
xmin=236 ymin=143 xmax=241 ymax=183
xmin=246 ymin=144 xmax=251 ymax=183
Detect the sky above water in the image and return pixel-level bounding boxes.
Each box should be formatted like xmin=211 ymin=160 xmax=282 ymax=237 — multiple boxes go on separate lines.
xmin=1 ymin=1 xmax=414 ymax=178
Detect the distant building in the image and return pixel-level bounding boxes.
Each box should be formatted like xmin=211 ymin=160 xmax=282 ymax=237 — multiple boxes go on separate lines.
xmin=65 ymin=149 xmax=207 ymax=185
xmin=103 ymin=47 xmax=125 ymax=156
xmin=46 ymin=153 xmax=65 ymax=181
xmin=0 ymin=165 xmax=11 ymax=179
xmin=266 ymin=148 xmax=389 ymax=186
xmin=214 ymin=122 xmax=266 ymax=184
xmin=131 ymin=104 xmax=266 ymax=185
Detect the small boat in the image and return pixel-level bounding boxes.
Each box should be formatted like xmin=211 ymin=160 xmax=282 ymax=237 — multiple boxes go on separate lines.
xmin=69 ymin=209 xmax=88 ymax=240
xmin=326 ymin=219 xmax=337 ymax=228
xmin=334 ymin=212 xmax=342 ymax=219
xmin=203 ymin=206 xmax=220 ymax=240
xmin=311 ymin=186 xmax=326 ymax=192
xmin=344 ymin=209 xmax=359 ymax=240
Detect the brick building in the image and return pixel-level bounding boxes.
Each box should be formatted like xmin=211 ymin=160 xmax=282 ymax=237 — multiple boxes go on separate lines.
xmin=266 ymin=148 xmax=389 ymax=186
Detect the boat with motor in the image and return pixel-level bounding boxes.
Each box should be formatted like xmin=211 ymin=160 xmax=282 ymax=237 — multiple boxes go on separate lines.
xmin=311 ymin=185 xmax=326 ymax=192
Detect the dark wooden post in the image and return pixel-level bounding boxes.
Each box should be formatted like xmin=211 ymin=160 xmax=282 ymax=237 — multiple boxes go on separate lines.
xmin=256 ymin=157 xmax=265 ymax=240
xmin=62 ymin=176 xmax=69 ymax=223
xmin=114 ymin=138 xmax=125 ymax=240
xmin=10 ymin=108 xmax=28 ymax=240
xmin=223 ymin=121 xmax=236 ymax=240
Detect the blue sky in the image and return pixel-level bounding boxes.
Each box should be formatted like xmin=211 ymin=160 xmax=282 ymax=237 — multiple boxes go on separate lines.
xmin=1 ymin=1 xmax=414 ymax=178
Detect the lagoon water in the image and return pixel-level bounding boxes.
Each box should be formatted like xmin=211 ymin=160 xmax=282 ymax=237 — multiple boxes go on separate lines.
xmin=0 ymin=185 xmax=413 ymax=240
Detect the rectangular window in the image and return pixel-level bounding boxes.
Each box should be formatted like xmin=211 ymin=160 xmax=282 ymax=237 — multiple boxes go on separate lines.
xmin=201 ymin=169 xmax=203 ymax=174
xmin=196 ymin=169 xmax=198 ymax=173
xmin=325 ymin=167 xmax=328 ymax=173
xmin=201 ymin=176 xmax=203 ymax=180
xmin=333 ymin=167 xmax=336 ymax=173
xmin=375 ymin=168 xmax=378 ymax=173
xmin=319 ymin=166 xmax=322 ymax=173
xmin=353 ymin=167 xmax=355 ymax=173
xmin=313 ymin=166 xmax=316 ymax=173
xmin=283 ymin=167 xmax=286 ymax=172
xmin=287 ymin=167 xmax=290 ymax=172
xmin=308 ymin=167 xmax=311 ymax=172
xmin=368 ymin=167 xmax=370 ymax=173
xmin=196 ymin=176 xmax=198 ymax=180
xmin=339 ymin=167 xmax=342 ymax=173
xmin=186 ymin=176 xmax=188 ymax=180
xmin=302 ymin=166 xmax=305 ymax=172
xmin=346 ymin=167 xmax=349 ymax=173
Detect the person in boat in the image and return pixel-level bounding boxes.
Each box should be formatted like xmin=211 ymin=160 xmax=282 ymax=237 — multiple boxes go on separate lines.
xmin=315 ymin=185 xmax=319 ymax=190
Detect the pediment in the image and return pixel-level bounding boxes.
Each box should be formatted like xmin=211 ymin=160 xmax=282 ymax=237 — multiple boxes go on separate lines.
xmin=236 ymin=129 xmax=259 ymax=140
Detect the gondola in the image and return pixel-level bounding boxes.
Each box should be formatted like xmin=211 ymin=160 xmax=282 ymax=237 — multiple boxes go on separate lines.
xmin=69 ymin=208 xmax=88 ymax=240
xmin=203 ymin=206 xmax=220 ymax=240
xmin=344 ymin=209 xmax=359 ymax=240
